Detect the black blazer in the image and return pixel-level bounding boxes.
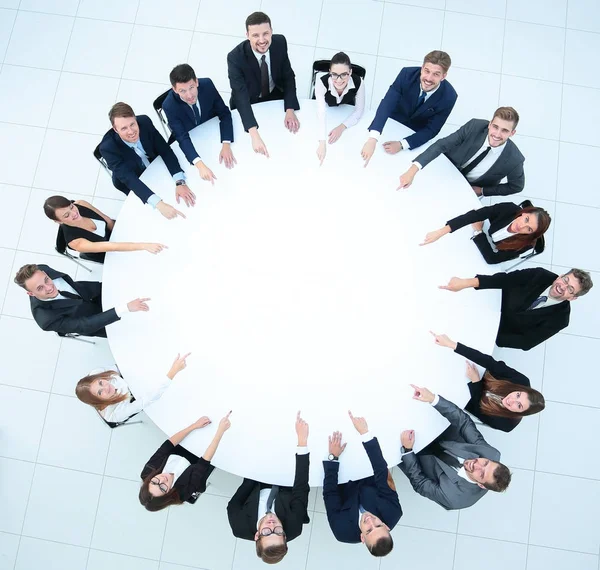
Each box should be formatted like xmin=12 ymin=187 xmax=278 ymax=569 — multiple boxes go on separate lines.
xmin=30 ymin=264 xmax=119 ymax=337
xmin=447 ymin=202 xmax=534 ymax=264
xmin=455 ymin=342 xmax=531 ymax=432
xmin=227 ymin=453 xmax=310 ymax=541
xmin=61 ymin=204 xmax=112 ymax=264
xmin=141 ymin=440 xmax=214 ymax=504
xmin=99 ymin=115 xmax=184 ymax=204
xmin=227 ymin=34 xmax=300 ymax=132
xmin=415 ymin=118 xmax=525 ymax=196
xmin=476 ymin=268 xmax=570 ymax=350
xmin=323 ymin=438 xmax=402 ymax=543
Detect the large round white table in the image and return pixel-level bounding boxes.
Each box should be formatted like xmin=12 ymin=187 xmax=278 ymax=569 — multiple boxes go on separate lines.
xmin=103 ymin=99 xmax=500 ymax=486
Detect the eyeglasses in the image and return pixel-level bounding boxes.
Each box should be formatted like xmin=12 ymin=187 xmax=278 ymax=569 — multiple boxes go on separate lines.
xmin=331 ymin=72 xmax=349 ymax=81
xmin=150 ymin=477 xmax=169 ymax=494
xmin=561 ymin=275 xmax=576 ymax=296
xmin=259 ymin=526 xmax=285 ymax=537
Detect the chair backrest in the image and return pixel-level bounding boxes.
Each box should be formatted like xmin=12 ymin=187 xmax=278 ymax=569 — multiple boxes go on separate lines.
xmin=518 ymin=199 xmax=533 ymax=209
xmin=534 ymin=234 xmax=545 ymax=254
xmin=310 ymin=59 xmax=367 ymax=99
xmin=55 ymin=226 xmax=67 ymax=255
xmin=93 ymin=140 xmax=112 ymax=177
xmin=153 ymin=88 xmax=172 ymax=137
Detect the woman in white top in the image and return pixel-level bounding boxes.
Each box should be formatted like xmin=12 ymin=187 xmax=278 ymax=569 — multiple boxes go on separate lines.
xmin=315 ymin=52 xmax=366 ymax=165
xmin=75 ymin=352 xmax=190 ymax=427
xmin=44 ymin=195 xmax=166 ymax=263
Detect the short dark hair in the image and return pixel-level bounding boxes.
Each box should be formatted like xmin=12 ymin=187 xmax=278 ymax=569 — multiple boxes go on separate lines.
xmin=169 ymin=63 xmax=197 ymax=87
xmin=246 ymin=11 xmax=271 ymax=30
xmin=423 ymin=50 xmax=451 ymax=74
xmin=570 ymin=268 xmax=594 ymax=297
xmin=330 ymin=52 xmax=351 ymax=68
xmin=43 ymin=195 xmax=72 ymax=221
xmin=256 ymin=539 xmax=288 ymax=564
xmin=367 ymin=534 xmax=394 ymax=557
xmin=14 ymin=264 xmax=40 ymax=290
xmin=485 ymin=462 xmax=512 ymax=492
xmin=493 ymin=106 xmax=520 ymax=129
xmin=108 ymin=102 xmax=135 ymax=126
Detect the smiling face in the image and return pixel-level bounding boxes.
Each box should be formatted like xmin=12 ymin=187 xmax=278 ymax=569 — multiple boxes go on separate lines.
xmin=254 ymin=512 xmax=285 ymax=548
xmin=330 ymin=63 xmax=352 ymax=92
xmin=359 ymin=512 xmax=391 ymax=548
xmin=53 ymin=202 xmax=81 ymax=225
xmin=149 ymin=472 xmax=174 ymax=497
xmin=487 ymin=116 xmax=516 ymax=147
xmin=463 ymin=458 xmax=499 ymax=488
xmin=549 ymin=273 xmax=582 ymax=302
xmin=24 ymin=270 xmax=59 ymax=300
xmin=112 ymin=115 xmax=140 ymax=144
xmin=502 ymin=391 xmax=530 ymax=413
xmin=508 ymin=212 xmax=539 ymax=235
xmin=420 ymin=62 xmax=446 ymax=92
xmin=89 ymin=377 xmax=117 ymax=401
xmin=247 ymin=22 xmax=272 ymax=54
xmin=174 ymin=78 xmax=199 ymax=105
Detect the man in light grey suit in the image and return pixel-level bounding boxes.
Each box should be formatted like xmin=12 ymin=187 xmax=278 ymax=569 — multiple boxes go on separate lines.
xmin=398 ymin=384 xmax=511 ymax=511
xmin=397 ymin=106 xmax=524 ymax=197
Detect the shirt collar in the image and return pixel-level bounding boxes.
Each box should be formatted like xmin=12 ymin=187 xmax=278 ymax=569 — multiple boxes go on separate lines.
xmin=420 ymin=83 xmax=441 ymax=99
xmin=253 ymin=49 xmax=270 ymax=63
xmin=327 ymin=75 xmax=356 ymax=99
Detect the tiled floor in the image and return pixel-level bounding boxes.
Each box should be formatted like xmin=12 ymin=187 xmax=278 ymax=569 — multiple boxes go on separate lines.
xmin=1 ymin=1 xmax=599 ymax=569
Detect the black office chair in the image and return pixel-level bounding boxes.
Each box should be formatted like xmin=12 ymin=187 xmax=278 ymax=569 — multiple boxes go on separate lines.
xmin=93 ymin=142 xmax=112 ymax=179
xmin=55 ymin=227 xmax=93 ymax=273
xmin=310 ymin=59 xmax=367 ymax=99
xmin=505 ymin=199 xmax=546 ymax=271
xmin=56 ymin=331 xmax=96 ymax=345
xmin=153 ymin=89 xmax=176 ymax=144
xmin=97 ymin=409 xmax=143 ymax=429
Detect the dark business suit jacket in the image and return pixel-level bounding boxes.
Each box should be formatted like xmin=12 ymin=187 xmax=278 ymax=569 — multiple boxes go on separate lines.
xmin=162 ymin=79 xmax=234 ymax=165
xmin=368 ymin=66 xmax=457 ymax=150
xmin=399 ymin=396 xmax=500 ymax=510
xmin=141 ymin=440 xmax=215 ymax=504
xmin=227 ymin=34 xmax=300 ymax=132
xmin=99 ymin=115 xmax=184 ymax=204
xmin=323 ymin=438 xmax=402 ymax=543
xmin=447 ymin=202 xmax=534 ymax=264
xmin=476 ymin=268 xmax=570 ymax=350
xmin=227 ymin=453 xmax=310 ymax=541
xmin=455 ymin=342 xmax=531 ymax=432
xmin=415 ymin=118 xmax=525 ymax=196
xmin=29 ymin=264 xmax=119 ymax=337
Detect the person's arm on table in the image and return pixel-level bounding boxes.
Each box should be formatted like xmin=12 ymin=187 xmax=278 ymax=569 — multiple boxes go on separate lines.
xmin=67 ymin=238 xmax=167 ymax=255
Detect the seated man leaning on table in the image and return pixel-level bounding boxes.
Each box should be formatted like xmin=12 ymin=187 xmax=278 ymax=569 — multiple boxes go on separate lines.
xmin=99 ymin=102 xmax=195 ymax=220
xmin=163 ymin=63 xmax=236 ymax=185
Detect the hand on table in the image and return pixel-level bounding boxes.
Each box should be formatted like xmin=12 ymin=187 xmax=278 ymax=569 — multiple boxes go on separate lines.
xmin=466 ymin=361 xmax=481 ymax=383
xmin=348 ymin=410 xmax=369 ymax=435
xmin=217 ymin=410 xmax=232 ymax=433
xmin=219 ymin=143 xmax=237 ymax=169
xmin=157 ymin=201 xmax=186 ymax=220
xmin=401 ymin=430 xmax=415 ymax=450
xmin=193 ymin=416 xmax=212 ymax=429
xmin=317 ymin=141 xmax=326 ymax=165
xmin=194 ymin=161 xmax=216 ymax=186
xmin=250 ymin=131 xmax=269 ymax=157
xmin=429 ymin=331 xmax=457 ymax=350
xmin=383 ymin=140 xmax=402 ymax=154
xmin=438 ymin=277 xmax=470 ymax=292
xmin=361 ymin=138 xmax=376 ymax=167
xmin=410 ymin=384 xmax=435 ymax=404
xmin=471 ymin=185 xmax=483 ymax=196
xmin=295 ymin=410 xmax=309 ymax=445
xmin=397 ymin=169 xmax=415 ymax=190
xmin=420 ymin=227 xmax=448 ymax=245
xmin=328 ymin=124 xmax=346 ymax=144
xmin=328 ymin=431 xmax=347 ymax=457
xmin=142 ymin=243 xmax=168 ymax=254
xmin=168 ymin=352 xmax=191 ymax=379
xmin=127 ymin=297 xmax=151 ymax=312
xmin=284 ymin=109 xmax=300 ymax=133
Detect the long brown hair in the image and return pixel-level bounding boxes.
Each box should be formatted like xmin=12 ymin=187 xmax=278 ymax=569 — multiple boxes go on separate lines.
xmin=139 ymin=469 xmax=184 ymax=511
xmin=75 ymin=370 xmax=128 ymax=411
xmin=479 ymin=372 xmax=545 ymax=418
xmin=496 ymin=207 xmax=551 ymax=251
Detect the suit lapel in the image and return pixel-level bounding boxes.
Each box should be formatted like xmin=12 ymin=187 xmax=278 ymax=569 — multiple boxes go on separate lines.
xmin=411 ymin=82 xmax=444 ymax=118
xmin=140 ymin=123 xmax=156 ymax=162
xmin=473 ymin=140 xmax=514 ymax=183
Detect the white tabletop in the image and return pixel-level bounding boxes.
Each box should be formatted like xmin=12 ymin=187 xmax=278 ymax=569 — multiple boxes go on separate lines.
xmin=103 ymin=99 xmax=500 ymax=486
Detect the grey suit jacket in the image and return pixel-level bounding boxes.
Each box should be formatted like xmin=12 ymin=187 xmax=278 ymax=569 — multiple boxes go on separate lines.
xmin=399 ymin=396 xmax=501 ymax=510
xmin=415 ymin=118 xmax=525 ymax=197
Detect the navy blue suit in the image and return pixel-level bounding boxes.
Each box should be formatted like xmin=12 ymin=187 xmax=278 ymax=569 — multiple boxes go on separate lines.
xmin=99 ymin=115 xmax=184 ymax=204
xmin=369 ymin=67 xmax=457 ymax=150
xmin=323 ymin=438 xmax=402 ymax=543
xmin=162 ymin=78 xmax=234 ymax=165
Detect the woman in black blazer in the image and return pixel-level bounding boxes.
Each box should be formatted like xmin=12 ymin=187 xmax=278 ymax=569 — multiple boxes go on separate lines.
xmin=44 ymin=195 xmax=166 ymax=263
xmin=421 ymin=202 xmax=551 ymax=264
xmin=139 ymin=411 xmax=231 ymax=511
xmin=431 ymin=332 xmax=545 ymax=432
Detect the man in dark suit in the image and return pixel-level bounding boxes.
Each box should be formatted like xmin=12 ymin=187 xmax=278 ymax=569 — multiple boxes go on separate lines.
xmin=398 ymin=107 xmax=524 ymax=197
xmin=323 ymin=411 xmax=401 ymax=556
xmin=99 ymin=102 xmax=195 ymax=220
xmin=227 ymin=411 xmax=310 ymax=565
xmin=227 ymin=11 xmax=300 ymax=157
xmin=440 ymin=267 xmax=594 ymax=350
xmin=163 ymin=63 xmax=236 ymax=185
xmin=14 ymin=264 xmax=149 ymax=338
xmin=399 ymin=384 xmax=511 ymax=510
xmin=362 ymin=50 xmax=457 ymax=166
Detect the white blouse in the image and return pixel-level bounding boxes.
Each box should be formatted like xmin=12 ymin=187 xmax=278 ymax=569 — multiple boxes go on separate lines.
xmin=163 ymin=454 xmax=191 ymax=483
xmin=490 ymin=222 xmax=514 ymax=244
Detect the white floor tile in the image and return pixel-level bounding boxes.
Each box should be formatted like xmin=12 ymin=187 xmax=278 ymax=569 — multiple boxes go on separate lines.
xmin=202 ymin=466 xmax=244 ymax=499
xmin=136 ymin=0 xmax=200 ymax=30
xmin=564 ymin=29 xmax=600 ymax=89
xmin=91 ymin=196 xmax=124 ymax=220
xmin=4 ymin=11 xmax=74 ymax=70
xmin=567 ymin=0 xmax=600 ymax=33
xmin=160 ymin=563 xmax=202 ymax=570
xmin=0 ymin=186 xmax=29 ymax=249
xmin=379 ymin=4 xmax=444 ymax=61
xmin=454 ymin=535 xmax=527 ymax=570
xmin=116 ymin=79 xmax=170 ymax=127
xmin=92 ymin=476 xmax=168 ymax=559
xmin=544 ymin=334 xmax=600 ymax=405
xmin=162 ymin=494 xmax=235 ymax=569
xmin=0 ymin=8 xmax=16 ymax=61
xmin=0 ymin=122 xmax=45 ymax=187
xmin=507 ymin=0 xmax=567 ymax=27
xmin=529 ymin=471 xmax=600 ymax=553
xmin=536 ymin=402 xmax=599 ymax=477
xmin=15 ymin=536 xmax=88 ymax=570
xmin=0 ymin=457 xmax=35 ymax=534
xmin=552 ymin=202 xmax=599 ymax=271
xmin=19 ymin=0 xmax=79 ymax=16
xmin=502 ymin=21 xmax=565 ymax=83
xmin=447 ymin=0 xmax=505 ymax=18
xmin=443 ymin=12 xmax=504 ymax=73
xmin=381 ymin=526 xmax=455 ymax=570
xmin=491 ymin=342 xmax=545 ymax=391
xmin=457 ymin=468 xmax=534 ymax=543
xmin=557 ymin=142 xmax=600 ymax=207
xmin=77 ymin=0 xmax=139 ymax=23
xmin=526 ymin=546 xmax=599 ymax=570
xmin=23 ymin=464 xmax=102 ymax=546
xmin=194 ymin=0 xmax=259 ymax=36
xmin=560 ymin=84 xmax=600 ymax=147
xmin=0 ymin=0 xmax=18 ymax=10
xmin=0 ymin=316 xmax=61 ymax=391
xmin=261 ymin=0 xmax=322 ymax=46
xmin=63 ymin=18 xmax=133 ymax=78
xmin=446 ymin=68 xmax=501 ymax=128
xmin=0 ymin=532 xmax=19 ymax=570
xmin=94 ymin=168 xmax=127 ymax=200
xmin=0 ymin=385 xmax=48 ymax=462
xmin=0 ymin=248 xmax=16 ymax=309
xmin=87 ymin=549 xmax=160 ymax=570
xmin=123 ymin=25 xmax=193 ymax=84
xmin=511 ymin=135 xmax=558 ymax=201
xmin=318 ymin=0 xmax=384 ymax=56
xmin=288 ymin=43 xmax=318 ymax=101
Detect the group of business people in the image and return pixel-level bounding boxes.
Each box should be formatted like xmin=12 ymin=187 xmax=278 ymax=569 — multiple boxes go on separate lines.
xmin=11 ymin=9 xmax=595 ymax=565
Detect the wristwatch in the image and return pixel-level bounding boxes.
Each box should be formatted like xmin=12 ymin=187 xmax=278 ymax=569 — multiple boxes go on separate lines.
xmin=401 ymin=446 xmax=413 ymax=454
xmin=328 ymin=454 xmax=339 ymax=461
xmin=175 ymin=179 xmax=186 ymax=186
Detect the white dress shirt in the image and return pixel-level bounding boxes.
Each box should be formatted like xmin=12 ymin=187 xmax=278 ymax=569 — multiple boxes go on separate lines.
xmin=490 ymin=222 xmax=514 ymax=243
xmin=90 ymin=219 xmax=107 ymax=237
xmin=252 ymin=49 xmax=275 ymax=93
xmin=163 ymin=454 xmax=191 ymax=483
xmin=530 ymin=286 xmax=562 ymax=310
xmin=257 ymin=488 xmax=277 ymax=527
xmin=460 ymin=140 xmax=506 ymax=183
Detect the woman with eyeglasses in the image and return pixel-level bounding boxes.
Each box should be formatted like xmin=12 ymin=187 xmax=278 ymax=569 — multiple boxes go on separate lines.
xmin=430 ymin=332 xmax=545 ymax=432
xmin=139 ymin=411 xmax=232 ymax=511
xmin=420 ymin=202 xmax=551 ymax=264
xmin=75 ymin=352 xmax=191 ymax=428
xmin=43 ymin=195 xmax=166 ymax=263
xmin=315 ymin=52 xmax=366 ymax=165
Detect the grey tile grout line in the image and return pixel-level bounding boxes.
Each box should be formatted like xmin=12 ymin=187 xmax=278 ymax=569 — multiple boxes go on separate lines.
xmin=0 ymin=1 xmax=19 ymax=65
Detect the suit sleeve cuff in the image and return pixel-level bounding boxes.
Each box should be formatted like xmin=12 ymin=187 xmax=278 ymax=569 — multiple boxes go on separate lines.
xmin=296 ymin=446 xmax=309 ymax=455
xmin=192 ymin=157 xmax=201 ymax=165
xmin=401 ymin=138 xmax=410 ymax=150
xmin=222 ymin=140 xmax=231 ymax=144
xmin=431 ymin=394 xmax=440 ymax=406
xmin=147 ymin=194 xmax=161 ymax=209
xmin=115 ymin=304 xmax=129 ymax=318
xmin=368 ymin=130 xmax=380 ymax=141
xmin=172 ymin=172 xmax=186 ymax=183
xmin=361 ymin=431 xmax=374 ymax=443
xmin=412 ymin=161 xmax=423 ymax=170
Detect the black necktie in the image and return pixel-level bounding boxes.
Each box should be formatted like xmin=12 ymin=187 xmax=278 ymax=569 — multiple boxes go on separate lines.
xmin=461 ymin=147 xmax=492 ymax=176
xmin=58 ymin=290 xmax=81 ymax=300
xmin=416 ymin=91 xmax=426 ymax=108
xmin=260 ymin=55 xmax=270 ymax=98
xmin=266 ymin=485 xmax=279 ymax=512
xmin=191 ymin=103 xmax=201 ymax=126
xmin=433 ymin=448 xmax=463 ymax=470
